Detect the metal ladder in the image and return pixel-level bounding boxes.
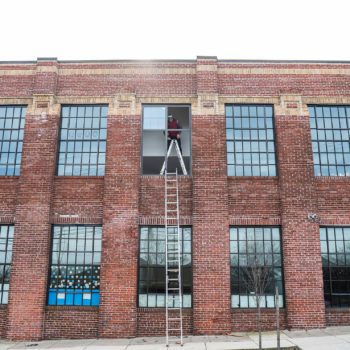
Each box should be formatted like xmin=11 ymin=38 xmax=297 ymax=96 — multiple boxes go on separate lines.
xmin=165 ymin=168 xmax=183 ymax=347
xmin=160 ymin=139 xmax=188 ymax=175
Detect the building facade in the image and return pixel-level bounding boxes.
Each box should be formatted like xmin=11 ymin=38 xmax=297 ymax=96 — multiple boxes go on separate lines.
xmin=0 ymin=56 xmax=350 ymax=340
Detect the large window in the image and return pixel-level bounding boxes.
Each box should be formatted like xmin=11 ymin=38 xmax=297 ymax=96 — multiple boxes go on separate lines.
xmin=0 ymin=225 xmax=13 ymax=304
xmin=142 ymin=105 xmax=191 ymax=175
xmin=309 ymin=105 xmax=350 ymax=176
xmin=321 ymin=226 xmax=350 ymax=307
xmin=230 ymin=226 xmax=284 ymax=308
xmin=57 ymin=105 xmax=108 ymax=176
xmin=48 ymin=225 xmax=102 ymax=306
xmin=138 ymin=226 xmax=192 ymax=308
xmin=0 ymin=106 xmax=26 ymax=176
xmin=226 ymin=105 xmax=277 ymax=176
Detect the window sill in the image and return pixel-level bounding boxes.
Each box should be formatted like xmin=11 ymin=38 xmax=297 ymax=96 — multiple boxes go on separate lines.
xmin=54 ymin=176 xmax=104 ymax=180
xmin=46 ymin=305 xmax=98 ymax=311
xmin=227 ymin=176 xmax=278 ymax=180
xmin=326 ymin=307 xmax=350 ymax=312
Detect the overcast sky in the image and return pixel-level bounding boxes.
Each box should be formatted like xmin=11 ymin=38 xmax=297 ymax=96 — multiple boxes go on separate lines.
xmin=2 ymin=0 xmax=350 ymax=62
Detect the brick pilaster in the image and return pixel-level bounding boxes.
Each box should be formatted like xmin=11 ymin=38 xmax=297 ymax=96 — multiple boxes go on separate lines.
xmin=7 ymin=74 xmax=60 ymax=339
xmin=98 ymin=94 xmax=140 ymax=337
xmin=192 ymin=75 xmax=231 ymax=333
xmin=275 ymin=94 xmax=325 ymax=329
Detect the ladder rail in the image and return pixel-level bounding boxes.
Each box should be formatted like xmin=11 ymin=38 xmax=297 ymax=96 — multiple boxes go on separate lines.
xmin=165 ymin=168 xmax=183 ymax=347
xmin=160 ymin=139 xmax=187 ymax=175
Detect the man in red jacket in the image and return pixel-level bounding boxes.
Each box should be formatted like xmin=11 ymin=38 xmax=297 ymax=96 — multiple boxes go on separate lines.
xmin=167 ymin=115 xmax=182 ymax=153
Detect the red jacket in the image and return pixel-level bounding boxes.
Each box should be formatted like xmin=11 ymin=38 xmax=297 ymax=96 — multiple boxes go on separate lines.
xmin=168 ymin=119 xmax=181 ymax=138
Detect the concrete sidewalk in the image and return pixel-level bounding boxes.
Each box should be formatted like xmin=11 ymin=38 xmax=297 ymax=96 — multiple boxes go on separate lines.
xmin=2 ymin=327 xmax=350 ymax=350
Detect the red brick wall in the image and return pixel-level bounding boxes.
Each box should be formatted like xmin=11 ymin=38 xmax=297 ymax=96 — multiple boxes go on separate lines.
xmin=7 ymin=110 xmax=60 ymax=341
xmin=137 ymin=308 xmax=193 ymax=337
xmin=192 ymin=113 xmax=231 ymax=334
xmin=0 ymin=306 xmax=7 ymax=338
xmin=228 ymin=178 xmax=280 ymax=220
xmin=275 ymin=114 xmax=325 ymax=329
xmin=98 ymin=114 xmax=140 ymax=337
xmin=326 ymin=309 xmax=350 ymax=326
xmin=44 ymin=307 xmax=98 ymax=339
xmin=231 ymin=309 xmax=287 ymax=332
xmin=139 ymin=176 xmax=192 ymax=219
xmin=0 ymin=178 xmax=18 ymax=222
xmin=51 ymin=177 xmax=104 ymax=223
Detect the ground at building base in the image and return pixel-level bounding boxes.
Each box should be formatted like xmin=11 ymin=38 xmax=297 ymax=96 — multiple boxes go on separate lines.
xmin=2 ymin=327 xmax=350 ymax=349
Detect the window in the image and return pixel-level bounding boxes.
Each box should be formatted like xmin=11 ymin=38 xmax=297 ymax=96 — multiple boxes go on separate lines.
xmin=0 ymin=106 xmax=26 ymax=176
xmin=142 ymin=105 xmax=191 ymax=175
xmin=0 ymin=225 xmax=13 ymax=304
xmin=226 ymin=105 xmax=277 ymax=176
xmin=230 ymin=226 xmax=284 ymax=308
xmin=57 ymin=105 xmax=108 ymax=176
xmin=138 ymin=226 xmax=192 ymax=307
xmin=309 ymin=105 xmax=350 ymax=176
xmin=48 ymin=225 xmax=102 ymax=306
xmin=320 ymin=226 xmax=350 ymax=307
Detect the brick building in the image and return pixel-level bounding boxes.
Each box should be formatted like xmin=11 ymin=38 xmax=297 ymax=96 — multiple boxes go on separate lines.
xmin=0 ymin=56 xmax=350 ymax=340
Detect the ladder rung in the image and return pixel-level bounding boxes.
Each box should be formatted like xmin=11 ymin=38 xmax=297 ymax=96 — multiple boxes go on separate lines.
xmin=167 ymin=194 xmax=176 ymax=197
xmin=168 ymin=318 xmax=181 ymax=321
xmin=167 ymin=242 xmax=178 ymax=245
xmin=168 ymin=278 xmax=179 ymax=281
xmin=167 ymin=179 xmax=177 ymax=182
xmin=168 ymin=269 xmax=179 ymax=272
xmin=168 ymin=328 xmax=181 ymax=331
xmin=166 ymin=172 xmax=177 ymax=175
xmin=167 ymin=202 xmax=177 ymax=204
xmin=168 ymin=288 xmax=180 ymax=290
xmin=167 ymin=210 xmax=177 ymax=212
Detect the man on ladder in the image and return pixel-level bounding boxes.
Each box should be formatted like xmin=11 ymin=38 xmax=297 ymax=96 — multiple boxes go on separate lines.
xmin=160 ymin=115 xmax=187 ymax=175
xmin=167 ymin=114 xmax=182 ymax=153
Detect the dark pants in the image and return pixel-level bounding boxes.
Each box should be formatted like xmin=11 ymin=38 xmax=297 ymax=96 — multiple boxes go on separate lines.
xmin=168 ymin=136 xmax=182 ymax=154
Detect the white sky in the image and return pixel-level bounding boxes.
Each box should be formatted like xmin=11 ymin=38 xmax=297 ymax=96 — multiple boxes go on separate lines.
xmin=1 ymin=0 xmax=350 ymax=62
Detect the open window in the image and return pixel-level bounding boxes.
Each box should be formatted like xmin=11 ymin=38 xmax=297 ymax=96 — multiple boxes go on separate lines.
xmin=142 ymin=105 xmax=191 ymax=175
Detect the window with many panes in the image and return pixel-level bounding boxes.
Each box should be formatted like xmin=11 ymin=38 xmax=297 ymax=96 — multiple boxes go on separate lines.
xmin=0 ymin=106 xmax=26 ymax=176
xmin=226 ymin=105 xmax=277 ymax=176
xmin=309 ymin=105 xmax=350 ymax=176
xmin=0 ymin=225 xmax=13 ymax=304
xmin=230 ymin=226 xmax=284 ymax=308
xmin=320 ymin=226 xmax=350 ymax=307
xmin=57 ymin=105 xmax=107 ymax=176
xmin=138 ymin=226 xmax=192 ymax=307
xmin=142 ymin=105 xmax=191 ymax=175
xmin=48 ymin=225 xmax=102 ymax=306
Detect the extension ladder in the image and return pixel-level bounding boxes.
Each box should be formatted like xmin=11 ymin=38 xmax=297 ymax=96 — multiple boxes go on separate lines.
xmin=165 ymin=169 xmax=183 ymax=347
xmin=160 ymin=139 xmax=187 ymax=175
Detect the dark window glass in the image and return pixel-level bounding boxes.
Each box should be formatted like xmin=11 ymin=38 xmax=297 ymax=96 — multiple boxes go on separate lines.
xmin=309 ymin=105 xmax=350 ymax=176
xmin=321 ymin=226 xmax=350 ymax=307
xmin=0 ymin=106 xmax=26 ymax=176
xmin=230 ymin=226 xmax=284 ymax=308
xmin=0 ymin=225 xmax=14 ymax=304
xmin=48 ymin=225 xmax=102 ymax=306
xmin=226 ymin=105 xmax=277 ymax=176
xmin=138 ymin=226 xmax=192 ymax=308
xmin=57 ymin=105 xmax=108 ymax=176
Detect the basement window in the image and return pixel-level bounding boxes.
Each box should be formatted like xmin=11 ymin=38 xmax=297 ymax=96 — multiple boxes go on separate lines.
xmin=142 ymin=105 xmax=191 ymax=175
xmin=0 ymin=225 xmax=13 ymax=304
xmin=138 ymin=226 xmax=192 ymax=308
xmin=48 ymin=225 xmax=101 ymax=306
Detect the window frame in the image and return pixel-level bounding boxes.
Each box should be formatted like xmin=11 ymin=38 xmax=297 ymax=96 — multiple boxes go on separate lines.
xmin=137 ymin=225 xmax=193 ymax=308
xmin=0 ymin=105 xmax=26 ymax=176
xmin=225 ymin=104 xmax=278 ymax=177
xmin=320 ymin=226 xmax=350 ymax=308
xmin=47 ymin=224 xmax=102 ymax=306
xmin=229 ymin=225 xmax=285 ymax=309
xmin=141 ymin=104 xmax=192 ymax=176
xmin=309 ymin=105 xmax=350 ymax=177
xmin=56 ymin=104 xmax=108 ymax=177
xmin=0 ymin=225 xmax=13 ymax=305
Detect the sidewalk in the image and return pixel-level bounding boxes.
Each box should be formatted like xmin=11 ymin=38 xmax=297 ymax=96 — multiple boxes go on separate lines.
xmin=2 ymin=327 xmax=350 ymax=350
